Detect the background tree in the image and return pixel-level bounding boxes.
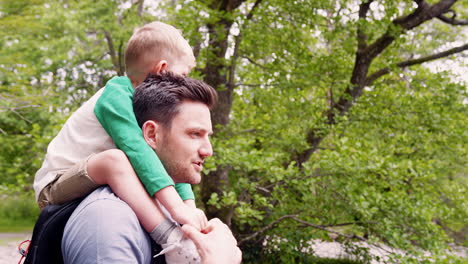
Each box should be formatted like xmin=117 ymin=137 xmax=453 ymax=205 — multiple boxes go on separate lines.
xmin=169 ymin=0 xmax=467 ymax=261
xmin=1 ymin=0 xmax=466 ymax=262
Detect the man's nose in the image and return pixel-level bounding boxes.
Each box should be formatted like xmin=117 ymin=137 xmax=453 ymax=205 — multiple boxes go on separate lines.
xmin=199 ymin=139 xmax=213 ymax=158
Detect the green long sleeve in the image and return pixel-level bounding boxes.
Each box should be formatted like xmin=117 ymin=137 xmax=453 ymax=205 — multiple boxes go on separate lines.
xmin=94 ymin=76 xmax=194 ymax=200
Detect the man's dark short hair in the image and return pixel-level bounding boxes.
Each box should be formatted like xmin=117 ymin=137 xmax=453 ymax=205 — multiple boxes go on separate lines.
xmin=133 ymin=72 xmax=218 ymax=128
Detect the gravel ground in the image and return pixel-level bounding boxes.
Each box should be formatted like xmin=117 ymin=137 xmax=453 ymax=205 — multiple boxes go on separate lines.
xmin=0 ymin=233 xmax=31 ymax=264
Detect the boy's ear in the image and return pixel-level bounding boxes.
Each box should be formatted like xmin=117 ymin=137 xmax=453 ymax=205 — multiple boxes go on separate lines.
xmin=151 ymin=60 xmax=168 ymax=74
xmin=142 ymin=120 xmax=160 ymax=149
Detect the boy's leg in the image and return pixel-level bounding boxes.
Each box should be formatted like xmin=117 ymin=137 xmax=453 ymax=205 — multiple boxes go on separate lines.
xmin=86 ymin=149 xmax=166 ymax=233
xmin=37 ymin=156 xmax=100 ymax=210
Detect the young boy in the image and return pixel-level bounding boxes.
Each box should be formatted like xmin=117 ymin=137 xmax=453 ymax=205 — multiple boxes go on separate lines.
xmin=33 ymin=22 xmax=206 ymax=262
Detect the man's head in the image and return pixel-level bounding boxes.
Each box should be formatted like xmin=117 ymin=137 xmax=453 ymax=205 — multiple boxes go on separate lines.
xmin=125 ymin=22 xmax=196 ymax=85
xmin=133 ymin=73 xmax=218 ymax=184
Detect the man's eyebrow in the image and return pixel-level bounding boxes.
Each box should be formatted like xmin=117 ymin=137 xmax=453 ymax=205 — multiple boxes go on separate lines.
xmin=189 ymin=127 xmax=213 ymax=136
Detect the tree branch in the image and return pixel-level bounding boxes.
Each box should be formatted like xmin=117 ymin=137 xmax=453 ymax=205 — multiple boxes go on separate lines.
xmin=238 ymin=214 xmax=298 ymax=245
xmin=227 ymin=0 xmax=263 ymax=90
xmin=103 ymin=30 xmax=119 ymax=74
xmin=137 ymin=0 xmax=144 ymax=17
xmin=118 ymin=40 xmax=124 ymax=76
xmin=365 ymin=0 xmax=456 ymax=61
xmin=437 ymin=12 xmax=468 ymax=25
xmin=290 ymin=216 xmax=368 ymax=242
xmin=239 ymin=215 xmax=392 ymax=254
xmin=333 ymin=0 xmax=458 ymax=115
xmin=357 ymin=0 xmax=374 ymax=51
xmin=246 ymin=0 xmax=263 ymax=21
xmin=235 ymin=82 xmax=280 ymax=88
xmin=241 ymin=55 xmax=272 ymax=70
xmin=295 ymin=0 xmax=460 ymax=169
xmin=366 ymin=43 xmax=468 ymax=84
xmin=321 ymin=222 xmax=375 ymax=228
xmin=263 ymin=172 xmax=335 ymax=190
xmin=293 ymin=215 xmax=395 ymax=255
xmin=0 ymin=105 xmax=40 ymax=112
xmin=8 ymin=108 xmax=33 ymax=124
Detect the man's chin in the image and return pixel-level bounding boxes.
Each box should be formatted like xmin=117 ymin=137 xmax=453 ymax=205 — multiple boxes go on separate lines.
xmin=173 ymin=172 xmax=201 ymax=185
xmin=188 ymin=176 xmax=201 ymax=185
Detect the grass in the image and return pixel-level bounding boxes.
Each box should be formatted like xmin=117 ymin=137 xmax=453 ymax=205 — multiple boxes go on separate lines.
xmin=0 ymin=192 xmax=38 ymax=233
xmin=0 ymin=220 xmax=34 ymax=233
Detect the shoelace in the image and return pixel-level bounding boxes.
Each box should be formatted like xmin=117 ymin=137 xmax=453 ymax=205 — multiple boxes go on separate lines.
xmin=153 ymin=241 xmax=183 ymax=258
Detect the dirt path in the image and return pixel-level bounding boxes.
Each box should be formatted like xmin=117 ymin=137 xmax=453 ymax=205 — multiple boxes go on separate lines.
xmin=0 ymin=233 xmax=31 ymax=264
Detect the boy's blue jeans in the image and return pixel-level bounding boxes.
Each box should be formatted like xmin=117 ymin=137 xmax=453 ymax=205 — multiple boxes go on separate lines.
xmin=62 ymin=186 xmax=152 ymax=264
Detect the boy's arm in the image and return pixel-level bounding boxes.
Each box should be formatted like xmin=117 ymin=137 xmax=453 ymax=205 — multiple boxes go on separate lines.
xmin=157 ymin=186 xmax=207 ymax=229
xmin=94 ymin=76 xmax=194 ymax=201
xmin=183 ymin=199 xmax=196 ymax=208
xmin=175 ymin=183 xmax=195 ymax=201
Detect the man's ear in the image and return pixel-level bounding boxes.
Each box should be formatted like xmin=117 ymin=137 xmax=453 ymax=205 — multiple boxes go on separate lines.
xmin=142 ymin=120 xmax=160 ymax=149
xmin=151 ymin=60 xmax=168 ymax=74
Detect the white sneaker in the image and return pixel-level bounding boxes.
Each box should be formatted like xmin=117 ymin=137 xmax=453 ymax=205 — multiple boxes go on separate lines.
xmin=154 ymin=227 xmax=201 ymax=264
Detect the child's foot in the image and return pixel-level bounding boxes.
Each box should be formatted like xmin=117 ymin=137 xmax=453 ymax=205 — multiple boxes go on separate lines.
xmin=155 ymin=226 xmax=201 ymax=264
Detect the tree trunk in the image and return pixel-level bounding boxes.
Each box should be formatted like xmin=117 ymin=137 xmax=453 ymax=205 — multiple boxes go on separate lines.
xmin=201 ymin=19 xmax=234 ymax=223
xmin=199 ymin=0 xmax=246 ymax=224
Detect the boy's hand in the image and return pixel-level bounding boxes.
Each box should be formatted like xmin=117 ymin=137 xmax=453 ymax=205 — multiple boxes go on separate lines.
xmin=155 ymin=186 xmax=207 ymax=230
xmin=171 ymin=204 xmax=208 ymax=231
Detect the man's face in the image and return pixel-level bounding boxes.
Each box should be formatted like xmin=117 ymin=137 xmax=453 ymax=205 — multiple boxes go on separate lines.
xmin=154 ymin=101 xmax=213 ymax=184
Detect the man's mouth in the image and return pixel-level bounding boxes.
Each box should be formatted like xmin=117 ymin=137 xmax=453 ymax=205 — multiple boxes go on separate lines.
xmin=193 ymin=161 xmax=203 ymax=171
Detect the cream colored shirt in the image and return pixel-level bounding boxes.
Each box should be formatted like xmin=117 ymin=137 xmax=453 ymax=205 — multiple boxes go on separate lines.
xmin=34 ymin=88 xmax=115 ymax=200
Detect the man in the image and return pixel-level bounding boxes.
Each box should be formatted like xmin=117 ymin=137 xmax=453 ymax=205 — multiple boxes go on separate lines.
xmin=61 ymin=73 xmax=241 ymax=264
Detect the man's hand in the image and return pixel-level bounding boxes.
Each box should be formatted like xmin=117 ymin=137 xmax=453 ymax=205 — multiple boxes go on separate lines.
xmin=182 ymin=218 xmax=242 ymax=264
xmin=171 ymin=203 xmax=208 ymax=231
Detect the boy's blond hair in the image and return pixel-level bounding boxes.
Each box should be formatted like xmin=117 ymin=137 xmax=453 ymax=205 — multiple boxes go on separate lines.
xmin=125 ymin=22 xmax=191 ymax=77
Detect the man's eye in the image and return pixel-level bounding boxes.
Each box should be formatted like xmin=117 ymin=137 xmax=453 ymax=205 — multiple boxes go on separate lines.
xmin=191 ymin=132 xmax=201 ymax=137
